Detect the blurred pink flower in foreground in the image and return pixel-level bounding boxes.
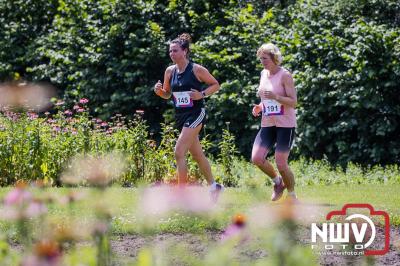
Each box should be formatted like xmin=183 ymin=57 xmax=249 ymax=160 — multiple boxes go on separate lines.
xmin=4 ymin=186 xmax=32 ymax=205
xmin=0 ymin=82 xmax=56 ymax=111
xmin=61 ymin=153 xmax=127 ymax=188
xmin=2 ymin=185 xmax=47 ymax=220
xmin=247 ymin=201 xmax=324 ymax=229
xmin=22 ymin=240 xmax=62 ymax=266
xmin=221 ymin=214 xmax=248 ymax=242
xmin=139 ymin=185 xmax=214 ymax=215
xmin=57 ymin=191 xmax=86 ymax=206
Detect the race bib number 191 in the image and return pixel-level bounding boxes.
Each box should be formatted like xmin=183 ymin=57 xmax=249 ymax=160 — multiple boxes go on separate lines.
xmin=173 ymin=91 xmax=193 ymax=107
xmin=262 ymin=99 xmax=284 ymax=116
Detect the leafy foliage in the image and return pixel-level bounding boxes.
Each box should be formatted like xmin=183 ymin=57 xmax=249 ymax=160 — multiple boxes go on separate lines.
xmin=1 ymin=0 xmax=399 ymax=165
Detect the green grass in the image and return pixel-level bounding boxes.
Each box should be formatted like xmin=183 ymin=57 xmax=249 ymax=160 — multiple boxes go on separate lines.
xmin=1 ymin=184 xmax=399 ymax=237
xmin=1 ymin=184 xmax=398 ymax=266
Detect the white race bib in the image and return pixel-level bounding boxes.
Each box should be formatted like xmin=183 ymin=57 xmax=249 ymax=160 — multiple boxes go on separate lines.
xmin=173 ymin=91 xmax=193 ymax=107
xmin=262 ymin=99 xmax=284 ymax=116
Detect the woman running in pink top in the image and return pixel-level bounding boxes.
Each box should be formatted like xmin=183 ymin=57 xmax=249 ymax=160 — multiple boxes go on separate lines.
xmin=251 ymin=43 xmax=298 ymax=202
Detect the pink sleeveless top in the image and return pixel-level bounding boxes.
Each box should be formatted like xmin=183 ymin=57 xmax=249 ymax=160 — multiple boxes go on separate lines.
xmin=258 ymin=68 xmax=297 ymax=128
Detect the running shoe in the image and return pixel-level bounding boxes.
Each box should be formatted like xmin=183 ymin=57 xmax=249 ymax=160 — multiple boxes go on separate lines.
xmin=271 ymin=177 xmax=285 ymax=201
xmin=210 ymin=182 xmax=224 ymax=203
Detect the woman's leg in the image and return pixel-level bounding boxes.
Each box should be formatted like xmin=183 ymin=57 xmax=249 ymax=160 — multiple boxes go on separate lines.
xmin=188 ymin=130 xmax=214 ymax=185
xmin=251 ymin=127 xmax=278 ymax=179
xmin=175 ymin=125 xmax=202 ymax=185
xmin=275 ymin=151 xmax=295 ymax=192
xmin=275 ymin=127 xmax=296 ymax=194
xmin=252 ymin=127 xmax=286 ymax=201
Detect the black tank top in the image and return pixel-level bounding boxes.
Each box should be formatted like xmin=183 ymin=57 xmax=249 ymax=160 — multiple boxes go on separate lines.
xmin=170 ymin=62 xmax=204 ymax=114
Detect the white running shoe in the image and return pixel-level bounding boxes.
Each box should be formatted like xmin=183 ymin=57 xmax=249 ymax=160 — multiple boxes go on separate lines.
xmin=209 ymin=182 xmax=224 ymax=203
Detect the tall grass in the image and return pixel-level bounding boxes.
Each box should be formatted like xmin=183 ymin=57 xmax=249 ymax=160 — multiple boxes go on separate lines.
xmin=0 ymin=100 xmax=399 ymax=187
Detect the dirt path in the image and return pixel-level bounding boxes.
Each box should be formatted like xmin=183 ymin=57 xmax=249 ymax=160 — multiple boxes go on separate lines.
xmin=111 ymin=226 xmax=400 ymax=265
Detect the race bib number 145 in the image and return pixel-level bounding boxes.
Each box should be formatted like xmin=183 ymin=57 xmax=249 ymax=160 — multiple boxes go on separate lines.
xmin=262 ymin=99 xmax=284 ymax=116
xmin=173 ymin=91 xmax=193 ymax=108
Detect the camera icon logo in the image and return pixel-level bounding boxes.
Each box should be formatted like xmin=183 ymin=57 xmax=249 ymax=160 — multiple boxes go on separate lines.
xmin=311 ymin=203 xmax=390 ymax=256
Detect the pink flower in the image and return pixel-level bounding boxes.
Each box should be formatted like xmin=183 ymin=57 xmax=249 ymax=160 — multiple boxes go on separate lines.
xmin=4 ymin=187 xmax=32 ymax=205
xmin=64 ymin=110 xmax=72 ymax=116
xmin=139 ymin=185 xmax=213 ymax=215
xmin=22 ymin=240 xmax=62 ymax=266
xmin=77 ymin=108 xmax=85 ymax=113
xmin=73 ymin=105 xmax=80 ymax=110
xmin=136 ymin=110 xmax=144 ymax=115
xmin=100 ymin=122 xmax=108 ymax=127
xmin=79 ymin=98 xmax=89 ymax=104
xmin=221 ymin=224 xmax=243 ymax=241
xmin=25 ymin=201 xmax=47 ymax=217
xmin=2 ymin=186 xmax=47 ymax=220
xmin=52 ymin=126 xmax=61 ymax=132
xmin=55 ymin=100 xmax=65 ymax=106
xmin=221 ymin=214 xmax=248 ymax=242
xmin=27 ymin=112 xmax=39 ymax=120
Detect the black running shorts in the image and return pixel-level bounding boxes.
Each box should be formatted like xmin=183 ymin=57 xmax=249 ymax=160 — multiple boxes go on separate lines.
xmin=175 ymin=108 xmax=206 ymax=131
xmin=253 ymin=126 xmax=295 ymax=152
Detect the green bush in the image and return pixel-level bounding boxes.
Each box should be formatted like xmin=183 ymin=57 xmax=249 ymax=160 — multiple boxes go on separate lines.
xmin=1 ymin=0 xmax=399 ymax=165
xmin=284 ymin=0 xmax=400 ymax=165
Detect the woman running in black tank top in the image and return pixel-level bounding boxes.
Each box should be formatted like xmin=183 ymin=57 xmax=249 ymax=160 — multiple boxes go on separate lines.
xmin=169 ymin=61 xmax=206 ymax=131
xmin=153 ymin=33 xmax=223 ymax=199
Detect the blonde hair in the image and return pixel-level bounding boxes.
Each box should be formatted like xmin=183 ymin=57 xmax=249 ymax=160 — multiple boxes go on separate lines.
xmin=257 ymin=43 xmax=283 ymax=65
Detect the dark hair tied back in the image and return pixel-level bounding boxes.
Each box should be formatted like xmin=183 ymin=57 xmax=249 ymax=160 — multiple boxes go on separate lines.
xmin=171 ymin=33 xmax=192 ymax=57
xmin=178 ymin=33 xmax=192 ymax=43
